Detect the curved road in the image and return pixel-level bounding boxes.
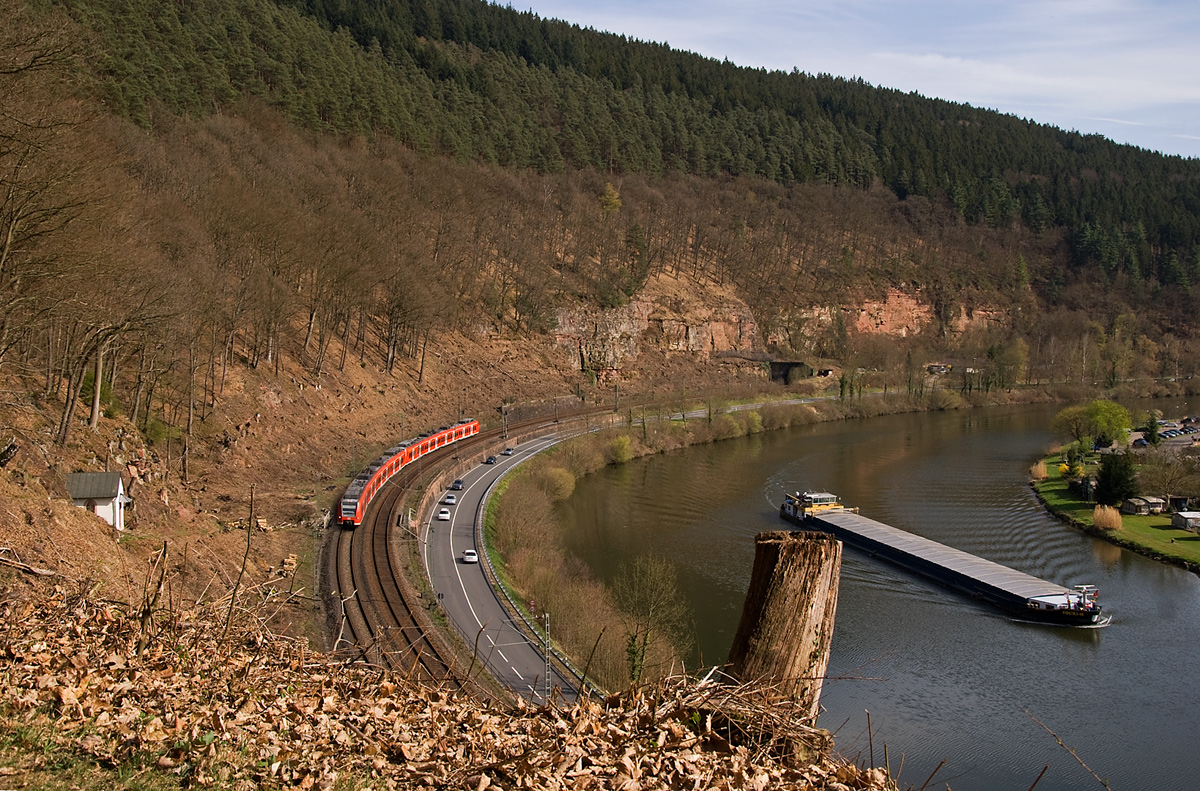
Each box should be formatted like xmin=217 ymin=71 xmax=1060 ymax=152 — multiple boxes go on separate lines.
xmin=423 ymin=434 xmax=578 ymax=703
xmin=416 ymin=401 xmax=793 ymax=701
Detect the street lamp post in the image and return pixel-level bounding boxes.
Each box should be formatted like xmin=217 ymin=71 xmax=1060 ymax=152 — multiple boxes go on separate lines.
xmin=542 ymin=612 xmax=551 ymax=702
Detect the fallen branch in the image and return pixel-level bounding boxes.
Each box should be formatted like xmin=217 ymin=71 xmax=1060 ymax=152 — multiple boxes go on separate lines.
xmin=1028 ymin=711 xmax=1113 ymax=790
xmin=0 ymin=549 xmax=55 ymax=576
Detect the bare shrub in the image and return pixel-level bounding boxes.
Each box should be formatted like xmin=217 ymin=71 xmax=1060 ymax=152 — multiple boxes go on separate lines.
xmin=710 ymin=414 xmax=742 ymax=441
xmin=758 ymin=405 xmax=791 ymax=430
xmin=1093 ymin=504 xmax=1122 ymax=531
xmin=499 ymin=499 xmax=639 ymax=689
xmin=686 ymin=421 xmax=712 ymax=445
xmin=533 ymin=465 xmax=576 ymax=501
xmin=606 ymin=434 xmax=634 ymax=464
xmin=613 ymin=555 xmax=692 ymax=684
xmin=760 ymin=403 xmax=820 ymax=430
xmin=643 ymin=421 xmax=688 ymax=453
xmin=554 ymin=439 xmax=605 ymax=477
xmin=491 ymin=477 xmax=557 ymax=556
xmin=927 ymin=389 xmax=964 ymax=410
xmin=1030 ymin=459 xmax=1048 ymax=481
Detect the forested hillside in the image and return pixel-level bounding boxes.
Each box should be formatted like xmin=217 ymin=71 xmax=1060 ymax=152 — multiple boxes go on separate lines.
xmin=55 ymin=0 xmax=1200 ymax=308
xmin=5 ymin=0 xmax=1200 ymax=475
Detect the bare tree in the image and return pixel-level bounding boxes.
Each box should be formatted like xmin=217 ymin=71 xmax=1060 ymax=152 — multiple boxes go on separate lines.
xmin=0 ymin=0 xmax=87 ymax=371
xmin=612 ymin=554 xmax=690 ymax=683
xmin=1137 ymin=450 xmax=1200 ymax=508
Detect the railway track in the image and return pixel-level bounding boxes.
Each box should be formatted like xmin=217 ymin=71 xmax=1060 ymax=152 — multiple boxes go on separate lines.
xmin=331 ymin=441 xmax=479 ymax=688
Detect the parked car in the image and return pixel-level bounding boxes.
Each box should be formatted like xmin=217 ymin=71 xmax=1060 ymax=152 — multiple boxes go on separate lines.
xmin=484 ymin=456 xmax=497 ymax=464
xmin=451 ymin=479 xmax=464 ymax=490
xmin=444 ymin=494 xmax=457 ymax=505
xmin=461 ymin=549 xmax=478 ymax=564
xmin=502 ymin=447 xmax=514 ymax=456
xmin=437 ymin=508 xmax=451 ymax=521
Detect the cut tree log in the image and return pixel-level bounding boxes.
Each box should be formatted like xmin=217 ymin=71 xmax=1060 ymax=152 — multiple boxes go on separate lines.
xmin=727 ymin=530 xmax=841 ymax=721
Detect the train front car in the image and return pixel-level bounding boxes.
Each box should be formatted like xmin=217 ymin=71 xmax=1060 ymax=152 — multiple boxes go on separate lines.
xmin=338 ymin=474 xmax=369 ymax=527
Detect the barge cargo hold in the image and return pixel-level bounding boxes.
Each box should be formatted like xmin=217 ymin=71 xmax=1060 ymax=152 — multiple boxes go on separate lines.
xmin=781 ymin=492 xmax=1107 ymax=627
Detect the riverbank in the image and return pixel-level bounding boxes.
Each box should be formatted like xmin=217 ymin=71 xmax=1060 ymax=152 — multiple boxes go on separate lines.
xmin=1030 ymin=452 xmax=1200 ymax=575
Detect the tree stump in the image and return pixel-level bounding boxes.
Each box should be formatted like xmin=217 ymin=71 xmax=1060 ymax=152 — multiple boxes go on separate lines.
xmin=727 ymin=530 xmax=842 ymax=721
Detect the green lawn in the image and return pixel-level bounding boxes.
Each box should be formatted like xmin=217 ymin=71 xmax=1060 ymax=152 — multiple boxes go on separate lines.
xmin=1034 ymin=454 xmax=1200 ymax=568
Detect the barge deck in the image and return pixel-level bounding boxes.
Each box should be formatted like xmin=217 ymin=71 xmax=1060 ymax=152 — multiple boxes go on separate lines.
xmin=781 ymin=492 xmax=1107 ymax=626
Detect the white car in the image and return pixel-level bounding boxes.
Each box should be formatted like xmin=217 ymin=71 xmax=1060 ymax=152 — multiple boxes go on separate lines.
xmin=437 ymin=508 xmax=451 ymax=521
xmin=461 ymin=549 xmax=478 ymax=563
xmin=502 ymin=447 xmax=514 ymax=456
xmin=444 ymin=494 xmax=457 ymax=505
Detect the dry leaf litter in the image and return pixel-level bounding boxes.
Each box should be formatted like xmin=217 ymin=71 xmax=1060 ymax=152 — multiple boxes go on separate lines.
xmin=0 ymin=586 xmax=895 ymax=790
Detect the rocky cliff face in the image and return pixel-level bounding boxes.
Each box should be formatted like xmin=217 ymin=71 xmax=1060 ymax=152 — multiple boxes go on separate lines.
xmin=851 ymin=288 xmax=1005 ymax=336
xmin=851 ymin=289 xmax=931 ymax=337
xmin=557 ymin=280 xmax=1009 ymax=375
xmin=554 ymin=274 xmax=758 ymax=375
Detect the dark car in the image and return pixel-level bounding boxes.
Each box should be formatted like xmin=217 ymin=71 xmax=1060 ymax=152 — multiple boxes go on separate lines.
xmin=484 ymin=456 xmax=497 ymax=464
xmin=451 ymin=479 xmax=464 ymax=490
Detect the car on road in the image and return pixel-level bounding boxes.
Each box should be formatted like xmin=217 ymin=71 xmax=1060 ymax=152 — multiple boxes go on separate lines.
xmin=502 ymin=447 xmax=514 ymax=456
xmin=437 ymin=508 xmax=451 ymax=521
xmin=461 ymin=549 xmax=478 ymax=563
xmin=484 ymin=456 xmax=497 ymax=464
xmin=444 ymin=494 xmax=457 ymax=505
xmin=451 ymin=479 xmax=464 ymax=490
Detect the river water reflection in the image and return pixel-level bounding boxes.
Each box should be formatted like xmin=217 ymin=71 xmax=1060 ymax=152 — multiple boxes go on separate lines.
xmin=559 ymin=401 xmax=1200 ymax=791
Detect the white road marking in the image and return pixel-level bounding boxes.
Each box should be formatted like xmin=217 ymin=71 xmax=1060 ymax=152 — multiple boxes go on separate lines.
xmin=438 ymin=435 xmax=564 ymax=686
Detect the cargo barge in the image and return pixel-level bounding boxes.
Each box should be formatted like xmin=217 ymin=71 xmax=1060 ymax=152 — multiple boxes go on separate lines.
xmin=781 ymin=492 xmax=1107 ymax=627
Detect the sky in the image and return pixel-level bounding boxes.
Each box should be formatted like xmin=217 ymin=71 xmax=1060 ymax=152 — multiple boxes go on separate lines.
xmin=516 ymin=0 xmax=1200 ymax=160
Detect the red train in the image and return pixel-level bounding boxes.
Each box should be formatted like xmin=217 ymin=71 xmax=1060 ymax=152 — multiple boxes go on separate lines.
xmin=338 ymin=419 xmax=480 ymax=527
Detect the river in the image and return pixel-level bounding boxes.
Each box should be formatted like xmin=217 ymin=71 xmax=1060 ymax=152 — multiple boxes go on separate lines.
xmin=558 ymin=400 xmax=1200 ymax=791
